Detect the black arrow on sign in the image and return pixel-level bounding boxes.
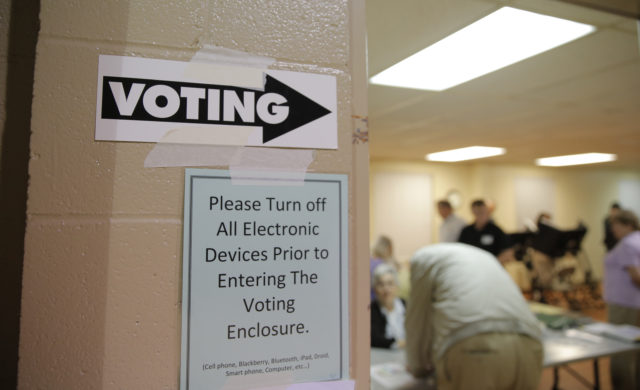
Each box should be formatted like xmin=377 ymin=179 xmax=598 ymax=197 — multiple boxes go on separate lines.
xmin=261 ymin=75 xmax=331 ymax=143
xmin=101 ymin=74 xmax=332 ymax=144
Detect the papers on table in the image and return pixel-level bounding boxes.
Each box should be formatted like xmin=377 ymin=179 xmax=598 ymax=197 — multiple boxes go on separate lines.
xmin=581 ymin=322 xmax=640 ymax=343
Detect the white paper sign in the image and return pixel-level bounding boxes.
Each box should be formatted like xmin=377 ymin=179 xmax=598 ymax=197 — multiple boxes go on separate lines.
xmin=95 ymin=55 xmax=337 ymax=149
xmin=181 ymin=169 xmax=349 ymax=390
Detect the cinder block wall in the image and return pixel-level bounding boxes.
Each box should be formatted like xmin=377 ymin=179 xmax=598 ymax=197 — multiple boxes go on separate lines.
xmin=18 ymin=1 xmax=369 ymax=389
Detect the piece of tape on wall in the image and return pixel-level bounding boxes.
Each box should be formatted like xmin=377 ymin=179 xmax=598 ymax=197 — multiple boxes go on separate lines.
xmin=144 ymin=144 xmax=313 ymax=186
xmin=143 ymin=45 xmax=315 ymax=185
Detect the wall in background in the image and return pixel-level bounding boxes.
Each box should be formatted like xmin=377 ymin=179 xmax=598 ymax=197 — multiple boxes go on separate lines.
xmin=619 ymin=179 xmax=640 ymax=217
xmin=370 ymin=171 xmax=432 ymax=262
xmin=514 ymin=176 xmax=556 ymax=230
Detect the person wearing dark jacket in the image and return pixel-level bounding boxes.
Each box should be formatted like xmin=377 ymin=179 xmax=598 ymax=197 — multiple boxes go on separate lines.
xmin=458 ymin=199 xmax=513 ymax=263
xmin=371 ymin=263 xmax=406 ymax=349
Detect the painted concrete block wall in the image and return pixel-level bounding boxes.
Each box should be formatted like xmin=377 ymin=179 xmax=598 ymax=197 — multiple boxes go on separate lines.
xmin=19 ymin=1 xmax=369 ymax=389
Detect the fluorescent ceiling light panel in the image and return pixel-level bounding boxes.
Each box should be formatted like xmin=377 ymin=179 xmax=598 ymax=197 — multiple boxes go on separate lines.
xmin=370 ymin=7 xmax=596 ymax=91
xmin=426 ymin=146 xmax=505 ymax=162
xmin=536 ymin=153 xmax=617 ymax=167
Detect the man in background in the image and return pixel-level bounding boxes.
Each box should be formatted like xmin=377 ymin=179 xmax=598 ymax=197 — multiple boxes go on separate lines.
xmin=436 ymin=199 xmax=466 ymax=243
xmin=458 ymin=199 xmax=513 ymax=263
xmin=405 ymin=243 xmax=543 ymax=390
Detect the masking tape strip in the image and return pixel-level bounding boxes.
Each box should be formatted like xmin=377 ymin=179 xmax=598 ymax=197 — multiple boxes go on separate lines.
xmin=229 ymin=147 xmax=314 ymax=186
xmin=143 ymin=46 xmax=315 ymax=185
xmin=145 ymin=143 xmax=237 ymax=167
xmin=156 ymin=45 xmax=274 ymax=147
xmin=191 ymin=44 xmax=276 ymax=69
xmin=144 ymin=143 xmax=314 ymax=185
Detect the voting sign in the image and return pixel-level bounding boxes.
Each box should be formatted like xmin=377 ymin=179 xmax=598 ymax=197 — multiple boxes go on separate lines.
xmin=95 ymin=55 xmax=337 ymax=149
xmin=181 ymin=169 xmax=349 ymax=390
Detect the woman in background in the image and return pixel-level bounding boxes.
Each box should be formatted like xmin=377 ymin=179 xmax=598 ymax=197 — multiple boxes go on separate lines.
xmin=604 ymin=209 xmax=640 ymax=390
xmin=370 ymin=235 xmax=400 ymax=299
xmin=370 ymin=235 xmax=399 ymax=272
xmin=371 ymin=264 xmax=406 ymax=349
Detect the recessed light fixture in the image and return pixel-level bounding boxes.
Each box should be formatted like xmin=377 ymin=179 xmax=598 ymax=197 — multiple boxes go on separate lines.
xmin=535 ymin=153 xmax=617 ymax=167
xmin=426 ymin=146 xmax=506 ymax=162
xmin=370 ymin=7 xmax=596 ymax=91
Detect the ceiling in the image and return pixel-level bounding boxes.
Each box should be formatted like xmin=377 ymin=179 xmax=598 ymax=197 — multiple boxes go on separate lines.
xmin=366 ymin=0 xmax=640 ymax=167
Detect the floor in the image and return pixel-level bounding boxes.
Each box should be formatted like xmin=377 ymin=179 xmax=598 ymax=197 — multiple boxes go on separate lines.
xmin=538 ymin=358 xmax=612 ymax=390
